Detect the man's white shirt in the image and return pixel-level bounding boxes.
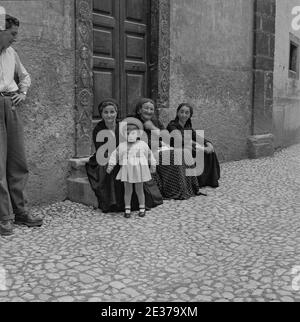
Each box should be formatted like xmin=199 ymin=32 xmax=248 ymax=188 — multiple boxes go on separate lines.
xmin=0 ymin=46 xmax=31 ymax=93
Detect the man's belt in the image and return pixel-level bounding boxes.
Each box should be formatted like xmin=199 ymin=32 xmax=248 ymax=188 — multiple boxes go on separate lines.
xmin=0 ymin=91 xmax=18 ymax=97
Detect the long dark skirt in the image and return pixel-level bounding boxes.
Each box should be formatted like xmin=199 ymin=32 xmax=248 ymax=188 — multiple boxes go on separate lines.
xmin=197 ymin=152 xmax=220 ymax=188
xmin=86 ymin=155 xmax=163 ymax=212
xmin=154 ymin=149 xmax=199 ymax=200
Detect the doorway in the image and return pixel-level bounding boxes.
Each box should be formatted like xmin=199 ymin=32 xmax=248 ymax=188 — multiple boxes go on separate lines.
xmin=93 ymin=0 xmax=150 ymax=118
xmin=74 ymin=0 xmax=170 ymax=157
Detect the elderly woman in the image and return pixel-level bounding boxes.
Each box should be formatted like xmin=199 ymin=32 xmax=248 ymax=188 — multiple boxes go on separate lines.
xmin=86 ymin=99 xmax=163 ymax=213
xmin=132 ymin=98 xmax=202 ymax=200
xmin=167 ymin=103 xmax=220 ymax=188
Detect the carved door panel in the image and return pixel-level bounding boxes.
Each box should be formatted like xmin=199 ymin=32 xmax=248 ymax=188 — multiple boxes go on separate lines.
xmin=120 ymin=0 xmax=150 ymax=117
xmin=93 ymin=0 xmax=120 ymax=118
xmin=93 ymin=0 xmax=150 ymax=119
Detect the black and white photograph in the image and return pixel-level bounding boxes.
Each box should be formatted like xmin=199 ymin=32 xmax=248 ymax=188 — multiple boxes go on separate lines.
xmin=0 ymin=0 xmax=300 ymax=305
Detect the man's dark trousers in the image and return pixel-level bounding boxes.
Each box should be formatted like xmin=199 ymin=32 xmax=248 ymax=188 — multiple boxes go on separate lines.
xmin=0 ymin=96 xmax=28 ymax=221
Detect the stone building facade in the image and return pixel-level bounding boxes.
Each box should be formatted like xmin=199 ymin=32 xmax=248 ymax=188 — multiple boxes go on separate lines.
xmin=1 ymin=1 xmax=76 ymax=205
xmin=273 ymin=0 xmax=300 ymax=148
xmin=1 ymin=0 xmax=299 ymax=206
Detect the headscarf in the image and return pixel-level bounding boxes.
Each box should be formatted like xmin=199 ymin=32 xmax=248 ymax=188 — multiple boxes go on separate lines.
xmin=98 ymin=98 xmax=119 ymax=117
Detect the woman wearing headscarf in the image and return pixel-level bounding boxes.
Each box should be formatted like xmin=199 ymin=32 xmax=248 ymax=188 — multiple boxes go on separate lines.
xmin=167 ymin=103 xmax=220 ymax=188
xmin=132 ymin=98 xmax=202 ymax=200
xmin=85 ymin=99 xmax=123 ymax=213
xmin=86 ymin=99 xmax=163 ymax=213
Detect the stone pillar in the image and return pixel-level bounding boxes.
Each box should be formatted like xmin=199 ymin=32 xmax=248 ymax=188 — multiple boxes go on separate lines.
xmin=67 ymin=0 xmax=95 ymax=206
xmin=248 ymin=0 xmax=276 ymax=158
xmin=74 ymin=0 xmax=93 ymax=158
xmin=150 ymin=0 xmax=170 ymax=111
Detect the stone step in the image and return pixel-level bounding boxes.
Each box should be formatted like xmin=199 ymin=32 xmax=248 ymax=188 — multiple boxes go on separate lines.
xmin=67 ymin=176 xmax=98 ymax=208
xmin=248 ymin=134 xmax=275 ymax=159
xmin=69 ymin=157 xmax=91 ymax=178
xmin=67 ymin=157 xmax=98 ymax=208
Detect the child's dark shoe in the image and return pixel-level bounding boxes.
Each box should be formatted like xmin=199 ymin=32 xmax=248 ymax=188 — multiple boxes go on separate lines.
xmin=124 ymin=208 xmax=131 ymax=219
xmin=138 ymin=209 xmax=146 ymax=218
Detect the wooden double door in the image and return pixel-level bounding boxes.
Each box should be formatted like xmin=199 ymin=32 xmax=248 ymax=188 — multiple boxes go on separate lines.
xmin=93 ymin=0 xmax=150 ymax=119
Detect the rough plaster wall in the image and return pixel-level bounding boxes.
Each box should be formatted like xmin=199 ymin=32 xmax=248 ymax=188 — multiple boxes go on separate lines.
xmin=1 ymin=1 xmax=75 ymax=205
xmin=273 ymin=0 xmax=300 ymax=148
xmin=167 ymin=0 xmax=253 ymax=161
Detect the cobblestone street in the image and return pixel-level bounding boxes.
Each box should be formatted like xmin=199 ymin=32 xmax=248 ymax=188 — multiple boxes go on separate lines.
xmin=0 ymin=144 xmax=299 ymax=302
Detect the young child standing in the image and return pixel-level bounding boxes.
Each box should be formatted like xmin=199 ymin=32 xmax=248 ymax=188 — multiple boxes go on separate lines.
xmin=107 ymin=117 xmax=157 ymax=218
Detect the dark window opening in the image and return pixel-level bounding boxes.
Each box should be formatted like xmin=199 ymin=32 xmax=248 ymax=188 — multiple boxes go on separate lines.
xmin=289 ymin=42 xmax=298 ymax=73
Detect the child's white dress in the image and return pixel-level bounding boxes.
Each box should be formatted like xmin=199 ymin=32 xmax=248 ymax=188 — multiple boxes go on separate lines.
xmin=109 ymin=140 xmax=156 ymax=183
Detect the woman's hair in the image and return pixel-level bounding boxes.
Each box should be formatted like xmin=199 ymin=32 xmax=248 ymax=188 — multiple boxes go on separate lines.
xmin=5 ymin=15 xmax=20 ymax=30
xmin=98 ymin=99 xmax=119 ymax=117
xmin=134 ymin=98 xmax=155 ymax=117
xmin=175 ymin=103 xmax=194 ymax=128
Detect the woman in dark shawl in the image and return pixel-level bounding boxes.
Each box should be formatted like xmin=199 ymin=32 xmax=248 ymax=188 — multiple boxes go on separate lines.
xmin=85 ymin=99 xmax=124 ymax=213
xmin=86 ymin=99 xmax=163 ymax=213
xmin=133 ymin=98 xmax=202 ymax=200
xmin=167 ymin=103 xmax=220 ymax=188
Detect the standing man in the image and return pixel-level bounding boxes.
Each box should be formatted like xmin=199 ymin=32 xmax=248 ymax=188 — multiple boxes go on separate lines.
xmin=0 ymin=14 xmax=43 ymax=236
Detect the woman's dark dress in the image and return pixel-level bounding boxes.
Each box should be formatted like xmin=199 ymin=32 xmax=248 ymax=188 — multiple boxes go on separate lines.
xmin=167 ymin=120 xmax=220 ymax=188
xmin=135 ymin=116 xmax=200 ymax=200
xmin=86 ymin=120 xmax=163 ymax=212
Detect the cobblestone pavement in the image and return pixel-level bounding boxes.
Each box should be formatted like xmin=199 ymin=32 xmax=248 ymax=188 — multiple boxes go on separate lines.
xmin=0 ymin=144 xmax=300 ymax=302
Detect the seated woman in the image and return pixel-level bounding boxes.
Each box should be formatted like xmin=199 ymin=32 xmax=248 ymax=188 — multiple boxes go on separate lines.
xmin=86 ymin=99 xmax=163 ymax=213
xmin=132 ymin=98 xmax=202 ymax=200
xmin=85 ymin=99 xmax=123 ymax=213
xmin=167 ymin=103 xmax=220 ymax=188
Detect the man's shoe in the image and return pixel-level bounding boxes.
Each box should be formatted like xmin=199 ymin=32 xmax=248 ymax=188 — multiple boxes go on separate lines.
xmin=0 ymin=220 xmax=14 ymax=236
xmin=14 ymin=212 xmax=43 ymax=227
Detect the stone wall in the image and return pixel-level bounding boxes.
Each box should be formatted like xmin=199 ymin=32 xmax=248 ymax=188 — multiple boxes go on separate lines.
xmin=273 ymin=0 xmax=300 ymax=148
xmin=165 ymin=0 xmax=254 ymax=161
xmin=1 ymin=1 xmax=76 ymax=205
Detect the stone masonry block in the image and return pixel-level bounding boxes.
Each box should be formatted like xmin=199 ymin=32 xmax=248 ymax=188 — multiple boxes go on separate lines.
xmin=67 ymin=177 xmax=98 ymax=208
xmin=265 ymin=73 xmax=274 ymax=100
xmin=269 ymin=34 xmax=275 ymax=58
xmin=69 ymin=157 xmax=91 ymax=169
xmin=253 ymin=70 xmax=265 ymax=107
xmin=255 ymin=32 xmax=270 ymax=56
xmin=67 ymin=157 xmax=98 ymax=208
xmin=248 ymin=134 xmax=275 ymax=159
xmin=256 ymin=0 xmax=275 ymax=17
xmin=255 ymin=14 xmax=262 ymax=31
xmin=254 ymin=56 xmax=274 ymax=71
xmin=69 ymin=157 xmax=91 ymax=178
xmin=262 ymin=16 xmax=275 ymax=34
